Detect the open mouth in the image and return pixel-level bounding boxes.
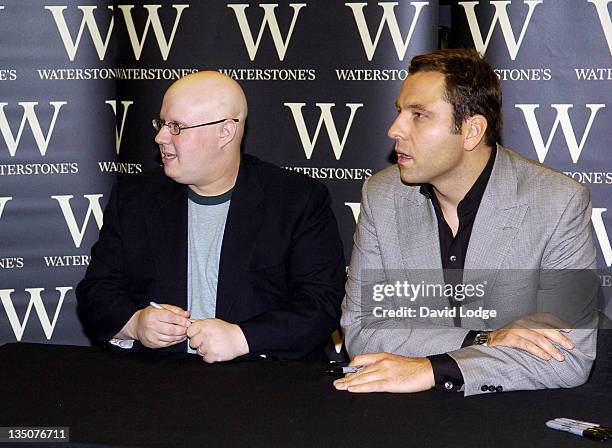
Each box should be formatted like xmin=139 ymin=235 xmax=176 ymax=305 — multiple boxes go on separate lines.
xmin=396 ymin=151 xmax=413 ymax=163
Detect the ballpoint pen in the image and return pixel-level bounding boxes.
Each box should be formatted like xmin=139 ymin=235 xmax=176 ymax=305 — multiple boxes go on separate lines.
xmin=149 ymin=301 xmax=196 ymax=322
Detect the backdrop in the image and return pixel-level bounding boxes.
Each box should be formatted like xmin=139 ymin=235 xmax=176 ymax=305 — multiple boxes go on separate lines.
xmin=0 ymin=0 xmax=610 ymax=346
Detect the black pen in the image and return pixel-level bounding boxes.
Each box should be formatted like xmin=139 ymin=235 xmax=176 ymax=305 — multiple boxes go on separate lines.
xmin=324 ymin=365 xmax=364 ymax=376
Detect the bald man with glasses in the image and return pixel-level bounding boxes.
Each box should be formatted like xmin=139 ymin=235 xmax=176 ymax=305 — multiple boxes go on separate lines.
xmin=77 ymin=71 xmax=346 ymax=362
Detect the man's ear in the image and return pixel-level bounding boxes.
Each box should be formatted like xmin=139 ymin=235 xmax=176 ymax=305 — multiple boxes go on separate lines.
xmin=462 ymin=115 xmax=487 ymax=151
xmin=218 ymin=119 xmax=238 ymax=148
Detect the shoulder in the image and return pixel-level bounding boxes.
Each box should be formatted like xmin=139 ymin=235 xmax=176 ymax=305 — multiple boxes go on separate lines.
xmin=111 ymin=168 xmax=181 ymax=207
xmin=242 ymin=153 xmax=329 ymax=200
xmin=501 ymin=146 xmax=589 ymax=204
xmin=362 ymin=163 xmax=420 ymax=204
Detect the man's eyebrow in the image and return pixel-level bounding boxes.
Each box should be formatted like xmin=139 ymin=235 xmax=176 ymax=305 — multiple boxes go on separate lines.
xmin=407 ymin=103 xmax=430 ymax=111
xmin=396 ymin=102 xmax=430 ymax=112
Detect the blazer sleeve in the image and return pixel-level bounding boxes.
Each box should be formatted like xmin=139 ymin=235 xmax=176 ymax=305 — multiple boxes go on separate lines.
xmin=238 ymin=182 xmax=346 ymax=359
xmin=450 ymin=186 xmax=598 ymax=396
xmin=75 ymin=184 xmax=142 ymax=345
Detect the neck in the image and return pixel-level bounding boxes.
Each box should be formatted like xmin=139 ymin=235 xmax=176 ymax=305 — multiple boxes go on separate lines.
xmin=189 ymin=153 xmax=240 ymax=196
xmin=432 ymin=145 xmax=492 ymax=209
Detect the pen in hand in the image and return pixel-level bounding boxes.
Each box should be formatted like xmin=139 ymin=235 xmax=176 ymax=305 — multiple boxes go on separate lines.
xmin=324 ymin=365 xmax=364 ymax=376
xmin=149 ymin=301 xmax=196 ymax=322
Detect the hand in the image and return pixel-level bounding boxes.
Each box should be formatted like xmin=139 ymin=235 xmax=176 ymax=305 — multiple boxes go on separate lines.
xmin=333 ymin=353 xmax=435 ymax=393
xmin=187 ymin=318 xmax=249 ymax=363
xmin=488 ymin=312 xmax=575 ymax=361
xmin=118 ymin=304 xmax=191 ymax=348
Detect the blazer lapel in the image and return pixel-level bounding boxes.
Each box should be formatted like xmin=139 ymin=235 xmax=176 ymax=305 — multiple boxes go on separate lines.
xmin=216 ymin=156 xmax=265 ymax=319
xmin=464 ymin=147 xmax=528 ymax=285
xmin=145 ymin=180 xmax=188 ymax=309
xmin=394 ymin=188 xmax=445 ymax=292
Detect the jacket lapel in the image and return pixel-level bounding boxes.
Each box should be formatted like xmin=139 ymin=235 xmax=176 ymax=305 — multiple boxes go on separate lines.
xmin=216 ymin=155 xmax=265 ymax=319
xmin=464 ymin=147 xmax=528 ymax=283
xmin=145 ymin=180 xmax=188 ymax=309
xmin=394 ymin=188 xmax=445 ymax=292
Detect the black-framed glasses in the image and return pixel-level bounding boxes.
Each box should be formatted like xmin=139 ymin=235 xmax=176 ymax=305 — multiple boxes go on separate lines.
xmin=152 ymin=118 xmax=239 ymax=135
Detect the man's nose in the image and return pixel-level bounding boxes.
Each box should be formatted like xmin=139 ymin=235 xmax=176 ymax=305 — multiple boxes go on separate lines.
xmin=154 ymin=125 xmax=170 ymax=145
xmin=387 ymin=116 xmax=402 ymax=140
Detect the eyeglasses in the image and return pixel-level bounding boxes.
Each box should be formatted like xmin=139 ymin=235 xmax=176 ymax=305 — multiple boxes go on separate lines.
xmin=152 ymin=118 xmax=239 ymax=135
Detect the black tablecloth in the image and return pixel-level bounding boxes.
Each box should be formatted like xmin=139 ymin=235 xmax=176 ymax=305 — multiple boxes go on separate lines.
xmin=1 ymin=338 xmax=610 ymax=448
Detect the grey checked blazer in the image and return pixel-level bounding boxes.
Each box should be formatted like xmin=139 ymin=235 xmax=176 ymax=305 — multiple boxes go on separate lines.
xmin=341 ymin=146 xmax=598 ymax=396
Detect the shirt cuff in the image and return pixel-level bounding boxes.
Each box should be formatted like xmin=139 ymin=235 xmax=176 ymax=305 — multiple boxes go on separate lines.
xmin=428 ymin=353 xmax=464 ymax=392
xmin=462 ymin=330 xmax=479 ymax=347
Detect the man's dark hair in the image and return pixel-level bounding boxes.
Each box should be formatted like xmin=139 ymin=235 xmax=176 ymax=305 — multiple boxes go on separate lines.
xmin=409 ymin=48 xmax=502 ymax=148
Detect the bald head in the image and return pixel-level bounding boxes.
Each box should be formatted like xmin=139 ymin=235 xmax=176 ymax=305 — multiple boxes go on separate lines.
xmin=165 ymin=71 xmax=248 ymax=123
xmin=155 ymin=71 xmax=248 ymax=195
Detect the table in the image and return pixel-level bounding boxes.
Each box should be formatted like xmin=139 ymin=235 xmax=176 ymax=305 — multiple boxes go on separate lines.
xmin=1 ymin=335 xmax=610 ymax=448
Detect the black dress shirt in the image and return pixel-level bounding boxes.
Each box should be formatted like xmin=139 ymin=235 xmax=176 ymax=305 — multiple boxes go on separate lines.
xmin=423 ymin=146 xmax=497 ymax=392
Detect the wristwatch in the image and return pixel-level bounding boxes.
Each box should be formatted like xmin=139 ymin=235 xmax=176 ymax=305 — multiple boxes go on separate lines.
xmin=474 ymin=331 xmax=491 ymax=346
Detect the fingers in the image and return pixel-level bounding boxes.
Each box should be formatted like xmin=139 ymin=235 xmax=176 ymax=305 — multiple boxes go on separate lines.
xmin=136 ymin=306 xmax=190 ymax=348
xmin=514 ymin=335 xmax=559 ymax=361
xmin=530 ymin=312 xmax=572 ymax=332
xmin=512 ymin=325 xmax=566 ymax=361
xmin=489 ymin=328 xmax=572 ymax=361
xmin=520 ymin=312 xmax=576 ymax=353
xmin=351 ymin=353 xmax=387 ymax=367
xmin=186 ymin=320 xmax=209 ymax=339
xmin=488 ymin=312 xmax=577 ymax=362
xmin=528 ymin=327 xmax=575 ymax=351
xmin=187 ymin=320 xmax=249 ymax=363
xmin=156 ymin=321 xmax=189 ymax=337
xmin=343 ymin=380 xmax=388 ymax=393
xmin=334 ymin=365 xmax=380 ymax=390
xmin=152 ymin=306 xmax=191 ymax=328
xmin=155 ymin=334 xmax=187 ymax=345
xmin=141 ymin=331 xmax=186 ymax=348
xmin=160 ymin=304 xmax=191 ymax=319
xmin=187 ymin=322 xmax=211 ymax=355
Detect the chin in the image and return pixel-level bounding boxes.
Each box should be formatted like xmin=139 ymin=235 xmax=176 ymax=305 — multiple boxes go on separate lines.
xmin=163 ymin=169 xmax=182 ymax=183
xmin=398 ymin=166 xmax=421 ymax=185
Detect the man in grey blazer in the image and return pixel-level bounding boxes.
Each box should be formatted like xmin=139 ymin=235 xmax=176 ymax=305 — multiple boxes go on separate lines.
xmin=336 ymin=49 xmax=598 ymax=396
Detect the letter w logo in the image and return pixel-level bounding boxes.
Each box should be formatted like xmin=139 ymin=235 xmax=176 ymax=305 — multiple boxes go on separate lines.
xmin=52 ymin=194 xmax=104 ymax=249
xmin=588 ymin=0 xmax=612 ymax=56
xmin=0 ymin=197 xmax=12 ymax=221
xmin=0 ymin=102 xmax=66 ymax=157
xmin=346 ymin=2 xmax=429 ymax=61
xmin=592 ymin=208 xmax=612 ymax=268
xmin=118 ymin=5 xmax=189 ymax=61
xmin=459 ymin=0 xmax=542 ymax=60
xmin=45 ymin=5 xmax=114 ymax=61
xmin=515 ymin=104 xmax=605 ymax=163
xmin=0 ymin=287 xmax=72 ymax=341
xmin=105 ymin=100 xmax=134 ymax=154
xmin=284 ymin=103 xmax=363 ymax=160
xmin=228 ymin=3 xmax=306 ymax=61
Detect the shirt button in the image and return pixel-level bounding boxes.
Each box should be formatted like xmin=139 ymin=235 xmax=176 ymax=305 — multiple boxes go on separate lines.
xmin=481 ymin=385 xmax=488 ymax=392
xmin=444 ymin=381 xmax=454 ymax=390
xmin=450 ymin=255 xmax=457 ymax=262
